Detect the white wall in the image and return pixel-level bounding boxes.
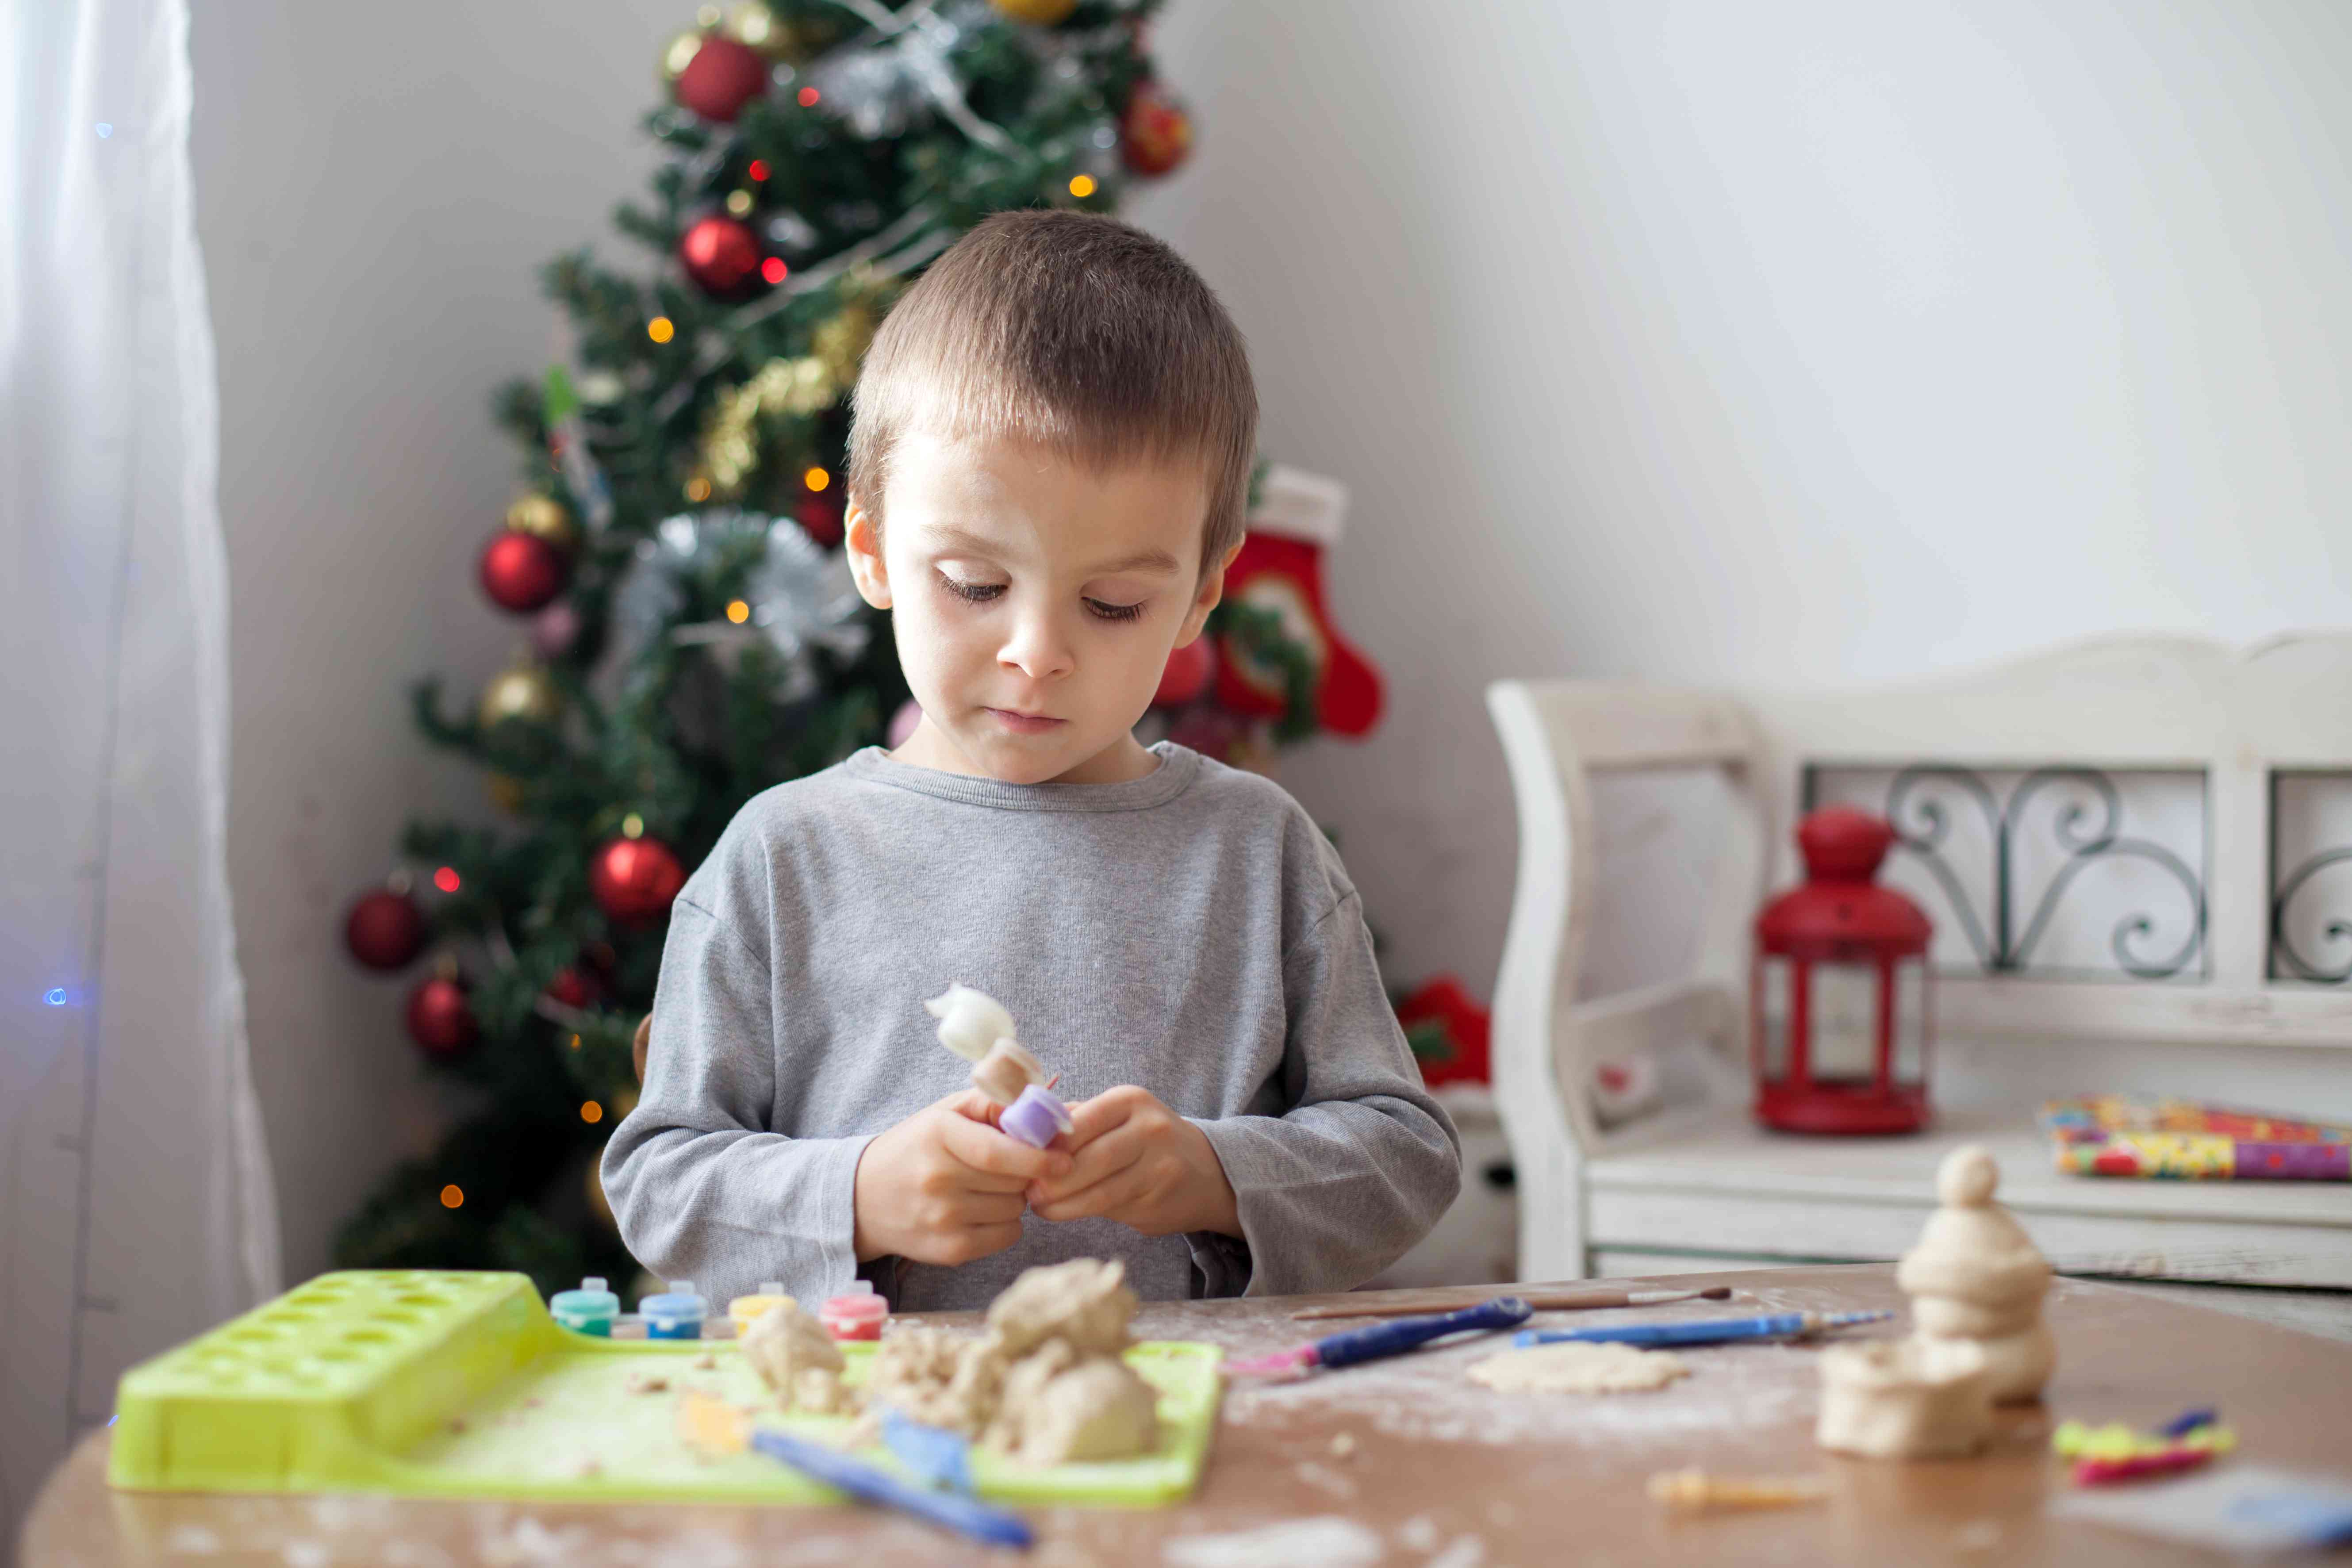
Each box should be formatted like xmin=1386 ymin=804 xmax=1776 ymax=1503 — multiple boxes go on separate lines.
xmin=196 ymin=2 xmax=2352 ymax=1279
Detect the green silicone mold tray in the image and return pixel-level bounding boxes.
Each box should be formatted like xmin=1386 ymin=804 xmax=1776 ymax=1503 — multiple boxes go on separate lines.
xmin=107 ymin=1271 xmax=1222 ymax=1507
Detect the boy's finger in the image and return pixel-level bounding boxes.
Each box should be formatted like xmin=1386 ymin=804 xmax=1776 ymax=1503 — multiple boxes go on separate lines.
xmin=1032 ymin=1164 xmax=1151 ymax=1224
xmin=1058 ymin=1089 xmax=1138 ymax=1150
xmin=940 ymin=1112 xmax=1073 ymax=1182
xmin=942 ymin=1088 xmax=1005 ymax=1127
xmin=1026 ymin=1123 xmax=1143 ymax=1205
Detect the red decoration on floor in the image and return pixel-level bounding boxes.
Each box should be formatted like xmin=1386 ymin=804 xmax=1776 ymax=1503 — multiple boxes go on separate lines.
xmin=1397 ymin=975 xmax=1491 ymax=1087
xmin=674 ymin=35 xmax=767 ymax=123
xmin=478 ymin=529 xmax=569 ymax=613
xmin=405 ymin=974 xmax=478 ymax=1058
xmin=590 ymin=836 xmax=687 ymax=924
xmin=343 ymin=888 xmax=425 ymax=971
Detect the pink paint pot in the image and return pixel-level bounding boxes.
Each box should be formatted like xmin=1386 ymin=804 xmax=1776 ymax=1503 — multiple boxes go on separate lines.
xmin=820 ymin=1287 xmax=888 ymax=1341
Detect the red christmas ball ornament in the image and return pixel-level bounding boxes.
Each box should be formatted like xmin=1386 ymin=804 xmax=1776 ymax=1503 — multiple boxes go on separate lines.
xmin=1154 ymin=636 xmax=1216 ymax=707
xmin=404 ymin=974 xmax=479 ymax=1058
xmin=344 ymin=888 xmax=425 ymax=971
xmin=544 ymin=965 xmax=600 ymax=1009
xmin=1121 ymin=79 xmax=1193 ymax=176
xmin=674 ymin=34 xmax=767 ymax=122
xmin=794 ymin=488 xmax=845 ymax=548
xmin=679 ymin=214 xmax=767 ymax=299
xmin=590 ymin=835 xmax=687 ymax=924
xmin=478 ymin=529 xmax=569 ymax=613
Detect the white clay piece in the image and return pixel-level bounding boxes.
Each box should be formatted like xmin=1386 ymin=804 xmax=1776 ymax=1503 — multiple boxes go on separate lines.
xmin=1895 ymin=1144 xmax=2056 ymax=1405
xmin=738 ymin=1297 xmax=855 ymax=1415
xmin=858 ymin=1257 xmax=1161 ymax=1466
xmin=1466 ymin=1342 xmax=1691 ymax=1394
xmin=1814 ymin=1335 xmax=1994 ymax=1459
xmin=927 ymin=984 xmax=1062 ymax=1109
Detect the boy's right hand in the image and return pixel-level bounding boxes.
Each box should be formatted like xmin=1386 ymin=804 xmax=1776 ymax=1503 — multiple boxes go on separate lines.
xmin=851 ymin=1090 xmax=1072 ymax=1266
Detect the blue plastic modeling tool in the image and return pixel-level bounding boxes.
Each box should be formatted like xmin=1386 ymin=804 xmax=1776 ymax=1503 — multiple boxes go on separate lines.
xmin=882 ymin=1408 xmax=976 ymax=1495
xmin=748 ymin=1428 xmax=1032 ymax=1548
xmin=1224 ymin=1296 xmax=1534 ymax=1380
xmin=1512 ymin=1309 xmax=1892 ymax=1350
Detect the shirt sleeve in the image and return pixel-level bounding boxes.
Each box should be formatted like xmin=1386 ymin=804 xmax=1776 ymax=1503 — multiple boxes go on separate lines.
xmin=1187 ymin=889 xmax=1463 ymax=1297
xmin=600 ymin=893 xmax=871 ymax=1307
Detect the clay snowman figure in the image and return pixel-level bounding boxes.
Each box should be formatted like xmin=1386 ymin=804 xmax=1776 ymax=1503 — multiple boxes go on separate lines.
xmin=1897 ymin=1144 xmax=2055 ymax=1405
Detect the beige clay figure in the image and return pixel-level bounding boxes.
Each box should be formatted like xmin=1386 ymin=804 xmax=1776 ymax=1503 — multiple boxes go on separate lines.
xmin=1814 ymin=1335 xmax=1995 ymax=1458
xmin=1897 ymin=1144 xmax=2056 ymax=1404
xmin=925 ymin=984 xmax=1055 ymax=1107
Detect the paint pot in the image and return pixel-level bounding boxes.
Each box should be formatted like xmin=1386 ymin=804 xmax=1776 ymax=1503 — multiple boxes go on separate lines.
xmin=728 ymin=1281 xmax=793 ymax=1337
xmin=821 ymin=1280 xmax=889 ymax=1342
xmin=641 ymin=1280 xmax=708 ymax=1341
xmin=549 ymin=1276 xmax=620 ymax=1337
xmin=1000 ymin=1084 xmax=1074 ymax=1150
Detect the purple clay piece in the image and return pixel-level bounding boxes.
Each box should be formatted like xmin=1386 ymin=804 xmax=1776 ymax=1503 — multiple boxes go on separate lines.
xmin=1000 ymin=1085 xmax=1073 ymax=1150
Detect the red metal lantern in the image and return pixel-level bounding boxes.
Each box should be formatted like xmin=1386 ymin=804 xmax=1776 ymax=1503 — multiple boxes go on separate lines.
xmin=1752 ymin=805 xmax=1934 ymax=1135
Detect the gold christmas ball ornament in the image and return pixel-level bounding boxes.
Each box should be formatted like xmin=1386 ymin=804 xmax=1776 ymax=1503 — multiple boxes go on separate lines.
xmin=477 ymin=663 xmax=562 ymax=728
xmin=503 ymin=493 xmax=577 ymax=552
xmin=724 ymin=0 xmax=819 ymax=59
xmin=993 ymin=0 xmax=1077 ymax=23
xmin=660 ymin=28 xmax=705 ymax=84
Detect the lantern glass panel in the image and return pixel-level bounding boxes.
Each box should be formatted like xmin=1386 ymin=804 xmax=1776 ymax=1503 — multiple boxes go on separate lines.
xmin=1809 ymin=962 xmax=1879 ymax=1083
xmin=1754 ymin=957 xmax=1791 ymax=1079
xmin=1893 ymin=956 xmax=1929 ymax=1083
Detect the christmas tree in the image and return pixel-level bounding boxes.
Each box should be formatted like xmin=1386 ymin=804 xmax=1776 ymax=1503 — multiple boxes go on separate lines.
xmin=332 ymin=0 xmax=1388 ymax=1298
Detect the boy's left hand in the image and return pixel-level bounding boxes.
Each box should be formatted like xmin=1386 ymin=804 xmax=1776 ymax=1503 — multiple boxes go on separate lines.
xmin=1025 ymin=1085 xmax=1242 ymax=1239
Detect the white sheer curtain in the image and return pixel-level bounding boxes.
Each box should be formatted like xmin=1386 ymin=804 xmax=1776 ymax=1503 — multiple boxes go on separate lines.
xmin=0 ymin=0 xmax=280 ymax=1533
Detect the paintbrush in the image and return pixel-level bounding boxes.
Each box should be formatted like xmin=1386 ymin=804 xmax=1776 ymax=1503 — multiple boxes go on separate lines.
xmin=1225 ymin=1297 xmax=1534 ymax=1381
xmin=675 ymin=1390 xmax=1032 ymax=1549
xmin=1513 ymin=1308 xmax=1894 ymax=1349
xmin=1291 ymin=1285 xmax=1733 ymax=1322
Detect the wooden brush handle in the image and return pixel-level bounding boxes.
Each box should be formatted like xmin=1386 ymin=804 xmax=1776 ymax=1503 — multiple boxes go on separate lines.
xmin=1291 ymin=1286 xmax=1728 ymax=1322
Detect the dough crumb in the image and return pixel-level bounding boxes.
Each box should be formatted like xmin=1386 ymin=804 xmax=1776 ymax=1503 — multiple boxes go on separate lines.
xmin=1329 ymin=1431 xmax=1358 ymax=1461
xmin=623 ymin=1371 xmax=670 ymax=1395
xmin=693 ymin=1351 xmax=718 ymax=1370
xmin=446 ymin=1417 xmax=468 ymax=1434
xmin=1466 ymin=1342 xmax=1690 ymax=1394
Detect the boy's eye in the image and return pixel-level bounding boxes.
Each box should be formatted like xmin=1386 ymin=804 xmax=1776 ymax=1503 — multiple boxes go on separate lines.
xmin=1086 ymin=598 xmax=1147 ymax=623
xmin=937 ymin=572 xmax=1005 ymax=604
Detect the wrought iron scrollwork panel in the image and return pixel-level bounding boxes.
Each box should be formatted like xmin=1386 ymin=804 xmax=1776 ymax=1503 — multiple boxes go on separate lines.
xmin=1806 ymin=764 xmax=2208 ymax=982
xmin=2270 ymin=771 xmax=2352 ymax=985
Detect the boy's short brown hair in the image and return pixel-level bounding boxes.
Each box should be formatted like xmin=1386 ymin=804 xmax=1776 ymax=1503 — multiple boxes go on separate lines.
xmin=847 ymin=210 xmax=1257 ymax=579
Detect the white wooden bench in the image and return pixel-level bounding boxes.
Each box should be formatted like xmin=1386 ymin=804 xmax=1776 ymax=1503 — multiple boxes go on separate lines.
xmin=1486 ymin=635 xmax=2352 ymax=1293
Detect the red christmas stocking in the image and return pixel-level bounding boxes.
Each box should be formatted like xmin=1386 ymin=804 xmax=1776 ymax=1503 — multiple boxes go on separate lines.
xmin=1213 ymin=466 xmax=1385 ymax=736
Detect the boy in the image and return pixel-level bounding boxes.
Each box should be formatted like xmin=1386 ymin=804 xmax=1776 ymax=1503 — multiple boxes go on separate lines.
xmin=603 ymin=211 xmax=1460 ymax=1311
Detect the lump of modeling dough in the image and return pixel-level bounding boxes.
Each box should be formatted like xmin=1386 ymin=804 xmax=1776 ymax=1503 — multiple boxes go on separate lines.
xmin=996 ymin=1355 xmax=1159 ymax=1465
xmin=1466 ymin=1342 xmax=1691 ymax=1394
xmin=925 ymin=984 xmax=1017 ymax=1062
xmin=986 ymin=1257 xmax=1136 ymax=1360
xmin=858 ymin=1259 xmax=1159 ymax=1468
xmin=970 ymin=1038 xmax=1051 ymax=1107
xmin=739 ymin=1297 xmax=855 ymax=1415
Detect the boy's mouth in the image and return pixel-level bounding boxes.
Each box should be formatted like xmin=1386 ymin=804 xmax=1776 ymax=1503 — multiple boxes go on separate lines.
xmin=985 ymin=707 xmax=1066 ymax=735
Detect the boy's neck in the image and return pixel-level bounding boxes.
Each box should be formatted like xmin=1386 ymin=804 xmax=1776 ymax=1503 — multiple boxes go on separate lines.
xmin=888 ymin=717 xmax=1162 ymax=786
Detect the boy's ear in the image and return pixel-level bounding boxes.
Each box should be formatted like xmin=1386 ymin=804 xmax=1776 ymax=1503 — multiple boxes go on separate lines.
xmin=843 ymin=495 xmax=891 ymax=610
xmin=1177 ymin=540 xmax=1245 ymax=643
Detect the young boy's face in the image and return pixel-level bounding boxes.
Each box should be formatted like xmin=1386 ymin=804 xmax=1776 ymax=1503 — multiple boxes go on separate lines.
xmin=844 ymin=427 xmax=1237 ymax=786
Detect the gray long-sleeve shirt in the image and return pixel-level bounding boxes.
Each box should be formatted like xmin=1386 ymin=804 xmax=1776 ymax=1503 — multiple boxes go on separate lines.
xmin=602 ymin=741 xmax=1461 ymax=1312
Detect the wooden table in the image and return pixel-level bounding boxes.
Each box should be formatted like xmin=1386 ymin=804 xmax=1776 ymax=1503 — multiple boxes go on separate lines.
xmin=24 ymin=1265 xmax=2352 ymax=1566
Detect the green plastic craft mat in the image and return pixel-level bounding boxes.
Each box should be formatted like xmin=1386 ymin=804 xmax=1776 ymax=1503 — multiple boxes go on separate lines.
xmin=108 ymin=1270 xmax=1222 ymax=1507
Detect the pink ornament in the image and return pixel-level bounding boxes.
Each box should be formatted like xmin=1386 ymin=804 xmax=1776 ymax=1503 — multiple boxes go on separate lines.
xmin=886 ymin=699 xmax=923 ymax=748
xmin=531 ymin=599 xmax=582 ymax=659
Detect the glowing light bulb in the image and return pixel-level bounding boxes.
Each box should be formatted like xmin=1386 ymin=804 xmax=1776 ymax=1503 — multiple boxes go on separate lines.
xmin=434 ymin=866 xmax=460 ymax=893
xmin=43 ymin=988 xmax=68 ymax=1007
xmin=760 ymin=257 xmax=788 ymax=284
xmin=569 ymin=1034 xmax=583 ymax=1050
xmin=622 ymin=812 xmax=645 ymax=839
xmin=440 ymin=1185 xmax=464 ymax=1209
xmin=748 ymin=159 xmax=770 ymax=181
xmin=725 ymin=189 xmax=753 ymax=216
xmin=726 ymin=599 xmax=751 ymax=624
xmin=1068 ymin=174 xmax=1097 ymax=198
xmin=803 ymin=467 xmax=830 ymax=492
xmin=685 ymin=475 xmax=713 ymax=502
xmin=797 ymin=86 xmax=820 ymax=107
xmin=581 ymin=1101 xmax=604 ymax=1124
xmin=648 ymin=316 xmax=675 ymax=344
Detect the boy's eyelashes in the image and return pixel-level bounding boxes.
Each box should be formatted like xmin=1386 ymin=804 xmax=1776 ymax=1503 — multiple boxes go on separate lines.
xmin=933 ymin=570 xmax=1149 ymax=624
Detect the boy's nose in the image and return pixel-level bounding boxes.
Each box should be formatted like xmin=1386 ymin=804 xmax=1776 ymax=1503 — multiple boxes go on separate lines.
xmin=997 ymin=616 xmax=1075 ymax=682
